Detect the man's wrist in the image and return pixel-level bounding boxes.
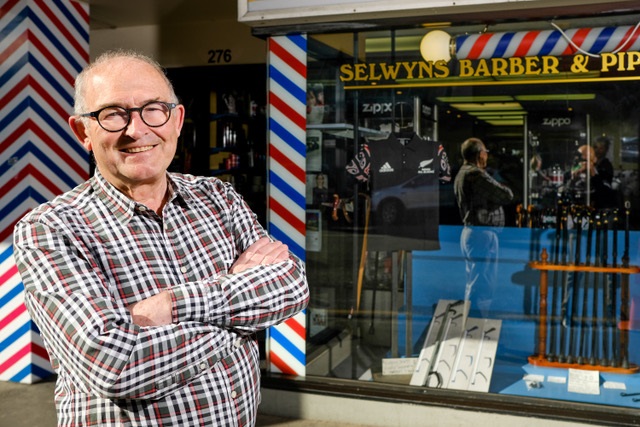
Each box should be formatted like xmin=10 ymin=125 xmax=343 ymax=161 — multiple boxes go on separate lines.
xmin=171 ymin=283 xmax=211 ymax=323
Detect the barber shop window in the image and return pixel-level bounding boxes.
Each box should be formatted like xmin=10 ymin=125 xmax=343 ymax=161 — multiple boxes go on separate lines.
xmin=302 ymin=13 xmax=640 ymax=412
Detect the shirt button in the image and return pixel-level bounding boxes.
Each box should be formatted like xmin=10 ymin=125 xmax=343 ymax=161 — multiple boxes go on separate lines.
xmin=181 ymin=266 xmax=188 ymax=273
xmin=234 ymin=339 xmax=243 ymax=348
xmin=199 ymin=362 xmax=208 ymax=371
xmin=138 ymin=206 xmax=147 ymax=212
xmin=231 ymin=390 xmax=238 ymax=398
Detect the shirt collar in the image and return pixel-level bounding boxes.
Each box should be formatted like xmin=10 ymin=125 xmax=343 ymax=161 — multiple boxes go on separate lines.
xmin=91 ymin=170 xmax=189 ymax=224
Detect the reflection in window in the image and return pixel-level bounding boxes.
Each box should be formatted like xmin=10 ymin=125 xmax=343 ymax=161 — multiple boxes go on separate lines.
xmin=302 ymin=17 xmax=640 ymax=412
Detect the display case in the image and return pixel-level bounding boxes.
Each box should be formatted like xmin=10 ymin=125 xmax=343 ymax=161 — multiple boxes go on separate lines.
xmin=301 ymin=15 xmax=640 ymax=422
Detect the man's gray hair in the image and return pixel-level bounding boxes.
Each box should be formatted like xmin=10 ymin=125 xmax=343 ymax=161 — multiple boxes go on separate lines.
xmin=73 ymin=49 xmax=179 ymax=116
xmin=461 ymin=137 xmax=485 ymax=162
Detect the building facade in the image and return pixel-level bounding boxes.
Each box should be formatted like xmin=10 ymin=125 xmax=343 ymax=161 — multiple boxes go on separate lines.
xmin=246 ymin=1 xmax=640 ymax=425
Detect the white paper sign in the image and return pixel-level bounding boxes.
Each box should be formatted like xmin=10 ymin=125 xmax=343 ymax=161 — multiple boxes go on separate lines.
xmin=383 ymin=358 xmax=418 ymax=375
xmin=567 ymin=369 xmax=600 ymax=395
xmin=547 ymin=376 xmax=566 ymax=384
xmin=603 ymin=381 xmax=626 ymax=390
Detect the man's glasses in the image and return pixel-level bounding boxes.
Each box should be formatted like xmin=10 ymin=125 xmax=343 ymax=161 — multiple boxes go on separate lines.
xmin=80 ymin=101 xmax=177 ymax=132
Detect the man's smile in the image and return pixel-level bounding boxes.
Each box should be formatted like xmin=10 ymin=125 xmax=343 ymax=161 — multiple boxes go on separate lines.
xmin=122 ymin=145 xmax=155 ymax=154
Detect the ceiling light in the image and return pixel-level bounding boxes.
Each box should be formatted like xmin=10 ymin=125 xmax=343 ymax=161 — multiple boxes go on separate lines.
xmin=484 ymin=119 xmax=524 ymax=126
xmin=515 ymin=94 xmax=596 ymax=101
xmin=450 ymin=102 xmax=523 ymax=111
xmin=421 ymin=22 xmax=452 ymax=28
xmin=467 ymin=111 xmax=526 ymax=116
xmin=366 ymin=36 xmax=424 ymax=53
xmin=437 ymin=96 xmax=514 ymax=103
xmin=472 ymin=115 xmax=526 ymax=120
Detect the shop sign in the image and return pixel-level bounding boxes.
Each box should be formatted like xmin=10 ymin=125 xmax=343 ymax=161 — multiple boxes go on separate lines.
xmin=339 ymin=51 xmax=640 ymax=84
xmin=238 ymin=0 xmax=603 ymax=27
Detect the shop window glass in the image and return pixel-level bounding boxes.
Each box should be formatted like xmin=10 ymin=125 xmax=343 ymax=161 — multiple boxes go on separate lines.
xmin=303 ymin=15 xmax=640 ymax=410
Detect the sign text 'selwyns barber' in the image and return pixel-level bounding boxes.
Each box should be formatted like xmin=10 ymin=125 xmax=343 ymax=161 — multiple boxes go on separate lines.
xmin=339 ymin=52 xmax=640 ymax=82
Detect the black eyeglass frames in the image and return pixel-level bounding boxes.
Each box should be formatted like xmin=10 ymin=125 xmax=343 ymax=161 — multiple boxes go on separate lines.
xmin=80 ymin=101 xmax=178 ymax=132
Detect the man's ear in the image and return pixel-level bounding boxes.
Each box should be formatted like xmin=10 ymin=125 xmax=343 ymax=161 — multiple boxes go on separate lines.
xmin=174 ymin=104 xmax=186 ymax=137
xmin=68 ymin=116 xmax=92 ymax=151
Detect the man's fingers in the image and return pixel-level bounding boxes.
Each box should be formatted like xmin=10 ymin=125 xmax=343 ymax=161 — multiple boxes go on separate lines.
xmin=245 ymin=240 xmax=288 ymax=258
xmin=230 ymin=239 xmax=289 ymax=273
xmin=270 ymin=244 xmax=290 ymax=261
xmin=253 ymin=245 xmax=289 ymax=265
xmin=247 ymin=236 xmax=271 ymax=252
xmin=251 ymin=239 xmax=284 ymax=256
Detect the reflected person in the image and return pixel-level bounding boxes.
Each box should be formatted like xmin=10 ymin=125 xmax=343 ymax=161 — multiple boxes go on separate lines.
xmin=312 ymin=173 xmax=329 ymax=207
xmin=13 ymin=50 xmax=309 ymax=426
xmin=569 ymin=143 xmax=616 ymax=208
xmin=454 ymin=138 xmax=514 ymax=316
xmin=593 ymin=136 xmax=617 ymax=208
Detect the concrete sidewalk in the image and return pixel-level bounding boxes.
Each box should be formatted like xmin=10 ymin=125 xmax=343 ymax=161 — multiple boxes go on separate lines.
xmin=0 ymin=376 xmax=368 ymax=427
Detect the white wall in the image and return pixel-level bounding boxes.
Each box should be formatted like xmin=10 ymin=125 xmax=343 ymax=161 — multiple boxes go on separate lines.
xmin=89 ymin=19 xmax=266 ymax=67
xmin=90 ymin=25 xmax=160 ymax=60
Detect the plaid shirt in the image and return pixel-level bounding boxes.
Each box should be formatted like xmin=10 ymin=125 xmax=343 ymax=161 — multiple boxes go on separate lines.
xmin=13 ymin=171 xmax=309 ymax=427
xmin=454 ymin=163 xmax=514 ymax=227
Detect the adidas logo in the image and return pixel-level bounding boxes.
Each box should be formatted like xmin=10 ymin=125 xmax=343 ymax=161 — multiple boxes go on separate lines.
xmin=379 ymin=162 xmax=394 ymax=173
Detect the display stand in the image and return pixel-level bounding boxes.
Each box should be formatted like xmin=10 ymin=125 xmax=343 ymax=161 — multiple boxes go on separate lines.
xmin=390 ymin=251 xmax=412 ymax=358
xmin=410 ymin=299 xmax=502 ymax=392
xmin=529 ymin=248 xmax=640 ymax=373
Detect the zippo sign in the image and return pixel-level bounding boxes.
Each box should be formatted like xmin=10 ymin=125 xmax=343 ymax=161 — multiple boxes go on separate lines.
xmin=358 ymin=97 xmax=414 ymax=118
xmin=361 ymin=102 xmax=393 ymax=115
xmin=540 ymin=117 xmax=573 ymax=128
xmin=529 ymin=110 xmax=585 ymax=129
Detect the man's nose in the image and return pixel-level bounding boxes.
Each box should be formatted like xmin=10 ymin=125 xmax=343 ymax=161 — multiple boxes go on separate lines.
xmin=123 ymin=110 xmax=146 ymax=135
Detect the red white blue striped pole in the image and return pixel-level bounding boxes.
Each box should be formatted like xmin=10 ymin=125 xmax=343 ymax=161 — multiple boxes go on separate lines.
xmin=0 ymin=0 xmax=89 ymax=383
xmin=267 ymin=34 xmax=307 ymax=376
xmin=456 ymin=25 xmax=640 ymax=59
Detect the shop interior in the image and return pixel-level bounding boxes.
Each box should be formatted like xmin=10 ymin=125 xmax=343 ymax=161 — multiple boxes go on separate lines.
xmin=166 ymin=64 xmax=269 ymax=226
xmin=302 ymin=13 xmax=640 ymax=410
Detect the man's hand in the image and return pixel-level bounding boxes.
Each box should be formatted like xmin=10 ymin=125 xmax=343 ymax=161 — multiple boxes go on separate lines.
xmin=128 ymin=238 xmax=288 ymax=325
xmin=129 ymin=291 xmax=172 ymax=327
xmin=230 ymin=237 xmax=289 ymax=274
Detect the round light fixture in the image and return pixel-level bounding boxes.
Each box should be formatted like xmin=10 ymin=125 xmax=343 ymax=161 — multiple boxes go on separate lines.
xmin=420 ymin=30 xmax=452 ymax=62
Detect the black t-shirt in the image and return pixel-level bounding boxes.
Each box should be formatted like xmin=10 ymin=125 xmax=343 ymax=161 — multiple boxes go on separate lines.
xmin=347 ymin=133 xmax=451 ymax=250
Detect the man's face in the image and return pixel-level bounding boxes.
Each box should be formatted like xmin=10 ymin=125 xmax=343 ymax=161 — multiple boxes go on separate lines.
xmin=578 ymin=145 xmax=595 ymax=163
xmin=580 ymin=148 xmax=587 ymax=160
xmin=70 ymin=58 xmax=184 ymax=193
xmin=477 ymin=144 xmax=488 ymax=169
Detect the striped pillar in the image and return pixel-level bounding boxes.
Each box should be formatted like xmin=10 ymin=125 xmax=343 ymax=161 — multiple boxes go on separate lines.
xmin=267 ymin=34 xmax=307 ymax=376
xmin=455 ymin=25 xmax=640 ymax=60
xmin=0 ymin=0 xmax=89 ymax=383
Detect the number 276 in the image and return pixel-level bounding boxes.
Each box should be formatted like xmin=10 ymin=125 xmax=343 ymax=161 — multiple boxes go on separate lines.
xmin=208 ymin=49 xmax=232 ymax=64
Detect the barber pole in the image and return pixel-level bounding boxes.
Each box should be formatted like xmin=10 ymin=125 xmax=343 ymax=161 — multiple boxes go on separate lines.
xmin=267 ymin=34 xmax=307 ymax=376
xmin=456 ymin=25 xmax=640 ymax=59
xmin=0 ymin=0 xmax=89 ymax=383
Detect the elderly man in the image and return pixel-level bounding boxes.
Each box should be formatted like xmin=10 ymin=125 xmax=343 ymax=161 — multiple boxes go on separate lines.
xmin=13 ymin=50 xmax=309 ymax=426
xmin=570 ymin=142 xmax=616 ymax=208
xmin=454 ymin=137 xmax=513 ymax=316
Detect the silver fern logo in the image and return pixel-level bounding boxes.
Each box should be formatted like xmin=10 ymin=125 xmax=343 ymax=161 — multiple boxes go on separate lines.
xmin=418 ymin=158 xmax=435 ymax=174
